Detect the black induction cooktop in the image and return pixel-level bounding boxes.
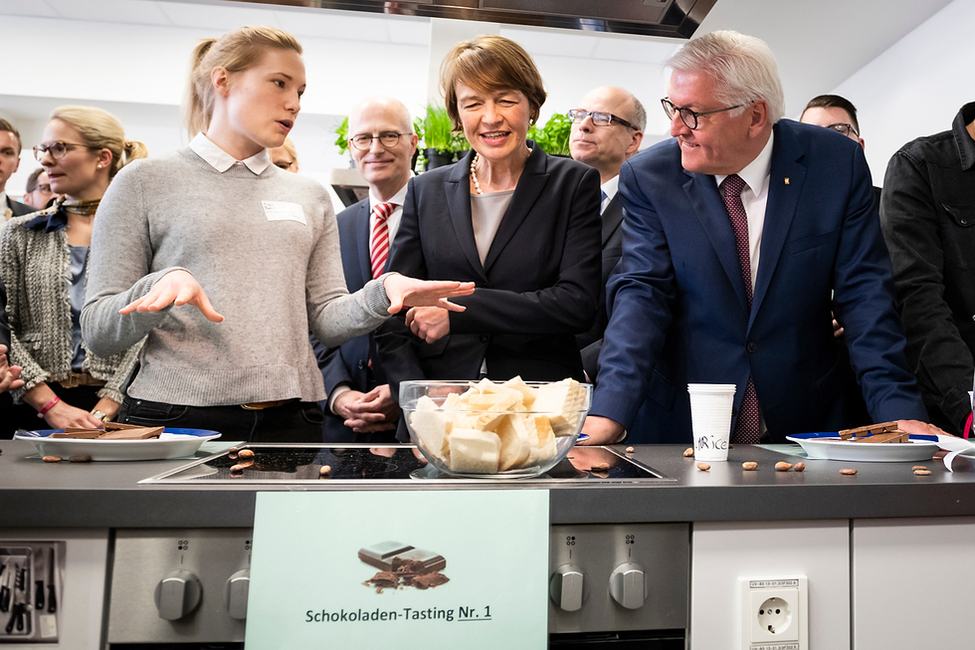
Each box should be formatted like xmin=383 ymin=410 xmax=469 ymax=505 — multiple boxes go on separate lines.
xmin=140 ymin=444 xmax=670 ymax=485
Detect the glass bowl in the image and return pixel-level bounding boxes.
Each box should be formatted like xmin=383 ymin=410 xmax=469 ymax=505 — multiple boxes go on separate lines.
xmin=400 ymin=378 xmax=592 ymax=479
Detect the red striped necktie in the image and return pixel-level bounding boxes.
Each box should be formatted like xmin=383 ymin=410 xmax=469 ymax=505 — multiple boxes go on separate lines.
xmin=370 ymin=202 xmax=395 ymax=279
xmin=720 ymin=174 xmax=761 ymax=444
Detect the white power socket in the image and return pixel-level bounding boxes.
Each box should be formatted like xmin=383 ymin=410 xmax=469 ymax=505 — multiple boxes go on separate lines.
xmin=740 ymin=576 xmax=808 ymax=650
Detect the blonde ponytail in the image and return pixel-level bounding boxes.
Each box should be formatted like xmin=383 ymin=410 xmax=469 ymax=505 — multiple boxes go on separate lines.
xmin=121 ymin=139 xmax=150 ymax=171
xmin=183 ymin=38 xmax=217 ymax=138
xmin=182 ymin=26 xmax=302 ymax=138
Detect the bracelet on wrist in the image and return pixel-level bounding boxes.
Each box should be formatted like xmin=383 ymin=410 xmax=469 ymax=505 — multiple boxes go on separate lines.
xmin=37 ymin=396 xmax=61 ymax=418
xmin=91 ymin=409 xmax=109 ymax=423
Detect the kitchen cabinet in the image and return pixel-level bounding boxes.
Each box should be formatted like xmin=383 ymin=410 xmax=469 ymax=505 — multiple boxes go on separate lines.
xmin=2 ymin=441 xmax=975 ymax=648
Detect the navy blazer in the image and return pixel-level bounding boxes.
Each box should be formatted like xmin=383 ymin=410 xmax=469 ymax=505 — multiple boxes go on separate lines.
xmin=577 ymin=194 xmax=624 ymax=382
xmin=376 ymin=144 xmax=602 ymax=437
xmin=316 ymin=197 xmax=395 ymax=443
xmin=592 ymin=119 xmax=927 ymax=444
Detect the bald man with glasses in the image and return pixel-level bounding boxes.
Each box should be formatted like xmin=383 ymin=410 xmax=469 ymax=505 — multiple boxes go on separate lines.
xmin=316 ymin=96 xmax=418 ymax=443
xmin=568 ymin=87 xmax=645 ymax=383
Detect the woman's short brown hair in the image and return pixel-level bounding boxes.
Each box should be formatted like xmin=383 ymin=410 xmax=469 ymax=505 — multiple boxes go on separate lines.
xmin=440 ymin=35 xmax=546 ymax=131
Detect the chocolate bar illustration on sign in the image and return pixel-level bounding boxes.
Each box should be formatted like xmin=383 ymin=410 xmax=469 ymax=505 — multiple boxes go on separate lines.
xmin=359 ymin=541 xmax=449 ymax=592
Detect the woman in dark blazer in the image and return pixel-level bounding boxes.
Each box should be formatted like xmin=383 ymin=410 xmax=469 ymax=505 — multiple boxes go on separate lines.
xmin=377 ymin=35 xmax=602 ymax=437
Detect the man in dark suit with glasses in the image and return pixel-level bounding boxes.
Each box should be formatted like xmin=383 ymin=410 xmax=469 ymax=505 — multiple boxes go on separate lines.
xmin=568 ymin=87 xmax=645 ymax=384
xmin=317 ymin=96 xmax=418 ymax=443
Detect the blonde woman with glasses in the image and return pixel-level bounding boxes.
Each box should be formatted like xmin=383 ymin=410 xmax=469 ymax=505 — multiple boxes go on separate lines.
xmin=0 ymin=106 xmax=147 ymax=437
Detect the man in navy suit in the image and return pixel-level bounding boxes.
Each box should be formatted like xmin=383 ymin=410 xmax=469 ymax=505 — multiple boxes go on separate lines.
xmin=582 ymin=31 xmax=935 ymax=445
xmin=569 ymin=86 xmax=645 ymax=383
xmin=318 ymin=96 xmax=418 ymax=442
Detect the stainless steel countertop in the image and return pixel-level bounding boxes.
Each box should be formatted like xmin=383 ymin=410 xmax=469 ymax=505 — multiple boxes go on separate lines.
xmin=2 ymin=440 xmax=975 ymax=528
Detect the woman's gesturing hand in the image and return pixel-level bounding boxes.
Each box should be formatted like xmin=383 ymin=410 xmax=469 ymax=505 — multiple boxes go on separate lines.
xmin=382 ymin=273 xmax=475 ymax=315
xmin=120 ymin=270 xmax=224 ymax=322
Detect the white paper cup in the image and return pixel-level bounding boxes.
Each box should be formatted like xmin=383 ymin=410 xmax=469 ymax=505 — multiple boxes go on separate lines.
xmin=688 ymin=383 xmax=737 ymax=462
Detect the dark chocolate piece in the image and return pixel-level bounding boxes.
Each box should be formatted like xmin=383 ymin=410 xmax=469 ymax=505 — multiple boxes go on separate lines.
xmin=357 ymin=541 xmax=415 ymax=571
xmin=390 ymin=549 xmax=446 ymax=574
xmin=411 ymin=573 xmax=450 ymax=589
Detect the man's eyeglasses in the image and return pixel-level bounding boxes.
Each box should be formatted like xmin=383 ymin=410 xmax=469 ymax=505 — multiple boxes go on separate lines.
xmin=33 ymin=141 xmax=92 ymax=161
xmin=660 ymin=98 xmax=747 ymax=130
xmin=27 ymin=183 xmax=51 ymax=194
xmin=349 ymin=132 xmax=413 ymax=151
xmin=826 ymin=123 xmax=860 ymax=138
xmin=567 ymin=109 xmax=639 ymax=131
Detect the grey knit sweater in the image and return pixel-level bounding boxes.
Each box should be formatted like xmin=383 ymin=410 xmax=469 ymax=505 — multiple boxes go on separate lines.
xmin=0 ymin=207 xmax=143 ymax=404
xmin=81 ymin=147 xmax=391 ymax=407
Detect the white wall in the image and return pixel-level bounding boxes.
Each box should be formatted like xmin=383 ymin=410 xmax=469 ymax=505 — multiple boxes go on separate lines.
xmin=820 ymin=0 xmax=975 ymax=186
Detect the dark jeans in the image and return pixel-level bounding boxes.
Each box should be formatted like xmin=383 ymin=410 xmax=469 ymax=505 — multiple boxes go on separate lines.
xmin=117 ymin=397 xmax=325 ymax=443
xmin=0 ymin=385 xmax=103 ymax=438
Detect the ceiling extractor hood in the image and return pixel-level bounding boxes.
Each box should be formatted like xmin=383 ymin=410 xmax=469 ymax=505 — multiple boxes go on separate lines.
xmin=229 ymin=0 xmax=718 ymax=38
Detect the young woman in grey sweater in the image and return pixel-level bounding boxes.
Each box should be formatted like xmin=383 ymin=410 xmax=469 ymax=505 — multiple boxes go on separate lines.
xmin=81 ymin=26 xmax=472 ymax=442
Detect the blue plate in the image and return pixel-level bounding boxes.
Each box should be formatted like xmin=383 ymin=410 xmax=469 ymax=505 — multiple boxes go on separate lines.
xmin=14 ymin=428 xmax=222 ymax=461
xmin=19 ymin=428 xmax=220 ymax=439
xmin=788 ymin=431 xmax=938 ymax=442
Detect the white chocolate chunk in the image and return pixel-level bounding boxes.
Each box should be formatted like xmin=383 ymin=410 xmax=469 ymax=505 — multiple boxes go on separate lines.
xmin=533 ymin=378 xmax=587 ymax=436
xmin=502 ymin=376 xmax=537 ymax=408
xmin=410 ymin=398 xmax=452 ymax=463
xmin=495 ymin=414 xmax=531 ymax=471
xmin=521 ymin=416 xmax=557 ymax=467
xmin=448 ymin=429 xmax=501 ymax=474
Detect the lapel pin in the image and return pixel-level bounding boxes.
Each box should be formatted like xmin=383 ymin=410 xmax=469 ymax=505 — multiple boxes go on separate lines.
xmin=784 ymin=177 xmax=790 ymax=185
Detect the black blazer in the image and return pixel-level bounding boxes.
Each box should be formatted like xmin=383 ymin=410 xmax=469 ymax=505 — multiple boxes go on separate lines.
xmin=576 ymin=193 xmax=624 ymax=381
xmin=316 ymin=197 xmax=395 ymax=443
xmin=376 ymin=144 xmax=602 ymax=435
xmin=5 ymin=196 xmax=32 ymax=219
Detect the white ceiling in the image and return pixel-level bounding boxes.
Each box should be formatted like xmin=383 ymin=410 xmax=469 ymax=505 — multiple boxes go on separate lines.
xmin=0 ymin=0 xmax=960 ymax=188
xmin=0 ymin=0 xmax=955 ymax=119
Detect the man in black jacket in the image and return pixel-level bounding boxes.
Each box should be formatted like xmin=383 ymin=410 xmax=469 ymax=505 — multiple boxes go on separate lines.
xmin=880 ymin=102 xmax=975 ymax=436
xmin=568 ymin=86 xmax=645 ymax=383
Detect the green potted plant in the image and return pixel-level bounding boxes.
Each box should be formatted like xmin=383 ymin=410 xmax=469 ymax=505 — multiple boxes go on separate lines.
xmin=332 ymin=116 xmax=352 ymax=167
xmin=528 ymin=113 xmax=572 ymax=156
xmin=417 ymin=105 xmax=467 ymax=170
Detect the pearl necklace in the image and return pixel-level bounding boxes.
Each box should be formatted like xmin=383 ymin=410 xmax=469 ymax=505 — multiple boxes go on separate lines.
xmin=470 ymin=153 xmax=483 ymax=195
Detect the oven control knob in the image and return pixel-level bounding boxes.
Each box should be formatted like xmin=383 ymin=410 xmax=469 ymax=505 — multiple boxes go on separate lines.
xmin=154 ymin=570 xmax=203 ymax=620
xmin=549 ymin=564 xmax=587 ymax=612
xmin=224 ymin=569 xmax=250 ymax=620
xmin=609 ymin=562 xmax=649 ymax=610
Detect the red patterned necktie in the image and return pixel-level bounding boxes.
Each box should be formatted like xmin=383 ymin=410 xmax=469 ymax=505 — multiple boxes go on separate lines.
xmin=720 ymin=174 xmax=760 ymax=444
xmin=370 ymin=202 xmax=394 ymax=279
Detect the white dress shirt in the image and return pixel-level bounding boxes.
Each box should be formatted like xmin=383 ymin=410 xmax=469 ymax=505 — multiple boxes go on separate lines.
xmin=715 ymin=131 xmax=774 ymax=292
xmin=600 ymin=174 xmax=620 ymax=215
xmin=367 ymin=176 xmax=412 ymax=257
xmin=189 ymin=133 xmax=271 ymax=175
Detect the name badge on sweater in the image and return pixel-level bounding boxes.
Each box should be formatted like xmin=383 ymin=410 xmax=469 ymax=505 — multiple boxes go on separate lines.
xmin=262 ymin=201 xmax=306 ymax=225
